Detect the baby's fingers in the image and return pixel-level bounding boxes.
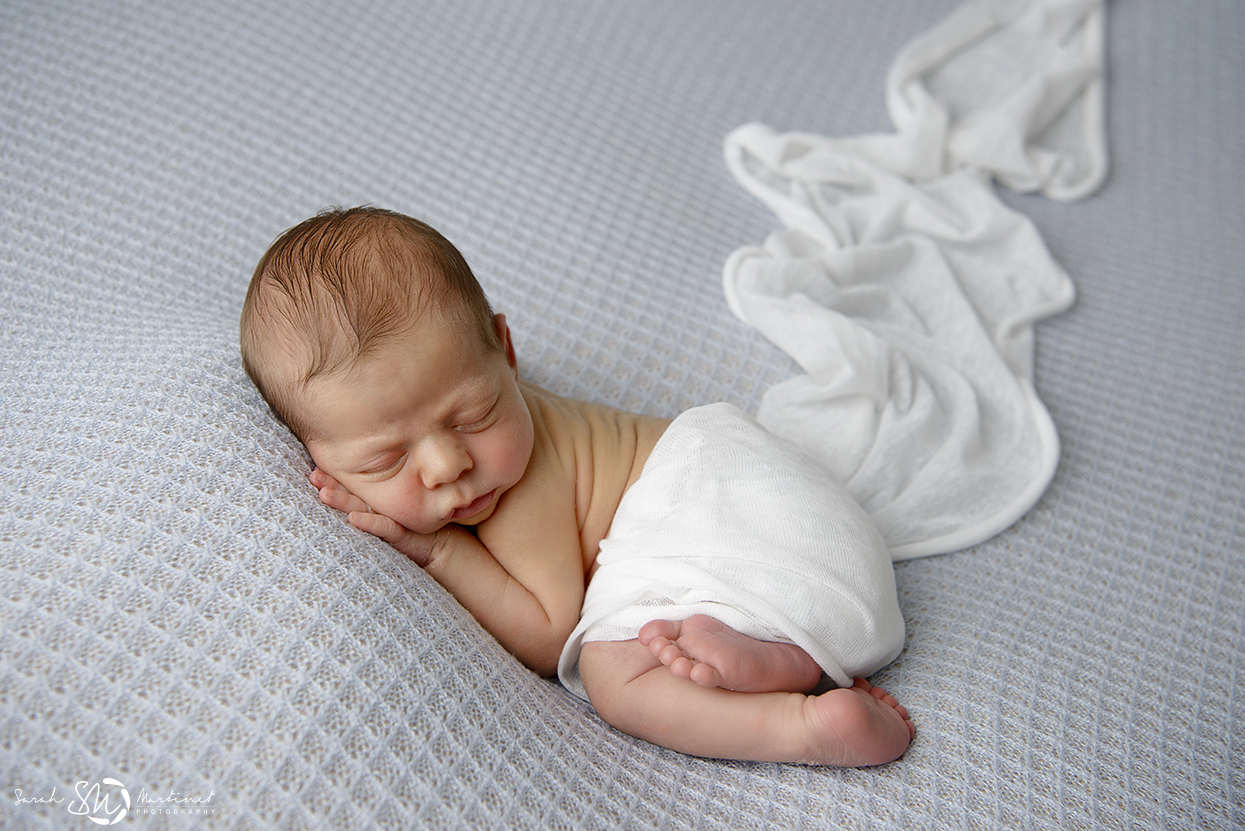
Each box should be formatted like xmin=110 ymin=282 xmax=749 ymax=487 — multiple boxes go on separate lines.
xmin=308 ymin=468 xmax=341 ymax=492
xmin=348 ymin=511 xmax=435 ymax=567
xmin=312 ymin=476 xmax=373 ymax=516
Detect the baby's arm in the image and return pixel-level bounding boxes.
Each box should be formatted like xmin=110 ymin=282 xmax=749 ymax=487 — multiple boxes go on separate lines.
xmin=311 ymin=470 xmax=582 ymax=675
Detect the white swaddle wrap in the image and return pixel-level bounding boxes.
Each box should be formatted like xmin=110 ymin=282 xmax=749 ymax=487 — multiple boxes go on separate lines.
xmin=558 ymin=403 xmax=904 ymax=700
xmin=723 ymin=0 xmax=1106 ymax=559
xmin=560 ymin=0 xmax=1109 ymax=699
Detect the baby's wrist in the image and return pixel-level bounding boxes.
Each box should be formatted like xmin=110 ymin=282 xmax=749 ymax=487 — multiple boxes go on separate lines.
xmin=413 ymin=525 xmax=462 ymax=568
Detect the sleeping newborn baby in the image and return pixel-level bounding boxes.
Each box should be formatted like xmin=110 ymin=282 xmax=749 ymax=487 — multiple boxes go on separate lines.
xmin=239 ymin=206 xmax=912 ymax=766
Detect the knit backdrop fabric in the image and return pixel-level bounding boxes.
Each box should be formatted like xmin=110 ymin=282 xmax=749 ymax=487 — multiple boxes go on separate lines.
xmin=2 ymin=1 xmax=1242 ymax=829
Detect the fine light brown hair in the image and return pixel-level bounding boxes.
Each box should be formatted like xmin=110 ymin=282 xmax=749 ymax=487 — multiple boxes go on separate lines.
xmin=239 ymin=206 xmax=498 ymax=441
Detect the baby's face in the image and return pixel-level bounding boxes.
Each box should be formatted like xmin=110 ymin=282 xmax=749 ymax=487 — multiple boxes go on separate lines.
xmin=303 ymin=312 xmax=534 ymax=535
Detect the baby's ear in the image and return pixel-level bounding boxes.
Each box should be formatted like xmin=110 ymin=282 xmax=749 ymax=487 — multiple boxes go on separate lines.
xmin=494 ymin=313 xmax=518 ymax=373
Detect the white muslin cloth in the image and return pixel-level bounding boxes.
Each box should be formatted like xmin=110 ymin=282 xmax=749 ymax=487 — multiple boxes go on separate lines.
xmin=558 ymin=403 xmax=905 ymax=701
xmin=723 ymin=0 xmax=1106 ymax=559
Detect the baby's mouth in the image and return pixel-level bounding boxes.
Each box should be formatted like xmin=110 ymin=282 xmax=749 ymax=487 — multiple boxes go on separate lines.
xmin=451 ymin=489 xmax=497 ymax=521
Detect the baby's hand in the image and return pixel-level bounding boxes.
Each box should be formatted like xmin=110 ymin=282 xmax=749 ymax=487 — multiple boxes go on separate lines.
xmin=309 ymin=469 xmax=438 ymax=567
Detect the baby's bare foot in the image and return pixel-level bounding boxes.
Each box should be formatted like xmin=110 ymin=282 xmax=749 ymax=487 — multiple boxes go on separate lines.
xmin=799 ymin=678 xmax=915 ymax=766
xmin=638 ymin=615 xmax=822 ymax=693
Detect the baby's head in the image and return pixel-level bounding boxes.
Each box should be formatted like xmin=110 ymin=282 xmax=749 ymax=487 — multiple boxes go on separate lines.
xmin=243 ymin=208 xmax=533 ymax=535
xmin=240 ymin=207 xmax=500 ymax=443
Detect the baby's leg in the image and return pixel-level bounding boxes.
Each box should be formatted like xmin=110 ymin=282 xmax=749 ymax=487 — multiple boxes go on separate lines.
xmin=639 ymin=615 xmax=822 ymax=693
xmin=579 ymin=639 xmax=914 ymax=766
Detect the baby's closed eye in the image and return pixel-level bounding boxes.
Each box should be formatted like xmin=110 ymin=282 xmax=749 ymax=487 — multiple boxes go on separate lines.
xmin=358 ymin=453 xmax=406 ymax=477
xmin=453 ymin=399 xmax=499 ymax=433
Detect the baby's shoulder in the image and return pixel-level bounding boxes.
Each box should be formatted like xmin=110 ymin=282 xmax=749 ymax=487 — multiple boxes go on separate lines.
xmin=520 ymin=383 xmax=669 ymax=477
xmin=516 ymin=383 xmax=670 ymax=554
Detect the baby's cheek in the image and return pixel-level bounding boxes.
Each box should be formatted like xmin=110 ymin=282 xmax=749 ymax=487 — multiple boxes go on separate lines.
xmin=365 ymin=484 xmax=427 ymax=533
xmin=493 ymin=431 xmax=532 ymax=483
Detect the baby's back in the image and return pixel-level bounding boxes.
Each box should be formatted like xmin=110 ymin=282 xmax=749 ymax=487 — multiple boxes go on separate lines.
xmin=518 ymin=382 xmax=670 ymax=576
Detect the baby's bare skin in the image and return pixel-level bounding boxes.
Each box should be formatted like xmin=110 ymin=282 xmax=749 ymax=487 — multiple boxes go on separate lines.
xmin=296 ymin=308 xmax=913 ymax=766
xmin=580 ymin=638 xmax=914 ymax=766
xmin=639 ymin=615 xmax=823 ymax=693
xmin=632 ymin=616 xmax=914 ymax=765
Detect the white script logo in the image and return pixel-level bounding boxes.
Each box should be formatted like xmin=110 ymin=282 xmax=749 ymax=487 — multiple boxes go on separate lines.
xmin=15 ymin=777 xmax=217 ymax=822
xmin=66 ymin=778 xmax=130 ymax=826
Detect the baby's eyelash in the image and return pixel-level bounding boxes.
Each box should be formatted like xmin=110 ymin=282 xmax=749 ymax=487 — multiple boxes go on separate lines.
xmin=362 ymin=455 xmax=405 ymax=476
xmin=455 ymin=402 xmax=497 ymax=431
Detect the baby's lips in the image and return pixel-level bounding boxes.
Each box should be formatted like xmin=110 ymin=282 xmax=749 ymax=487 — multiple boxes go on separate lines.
xmin=450 ymin=488 xmax=497 ymax=521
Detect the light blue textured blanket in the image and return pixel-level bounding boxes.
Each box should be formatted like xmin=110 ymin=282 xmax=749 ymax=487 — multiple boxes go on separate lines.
xmin=1 ymin=1 xmax=1240 ymax=829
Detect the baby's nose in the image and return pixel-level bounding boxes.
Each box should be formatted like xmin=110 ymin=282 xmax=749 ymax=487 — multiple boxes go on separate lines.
xmin=419 ymin=437 xmax=472 ymax=488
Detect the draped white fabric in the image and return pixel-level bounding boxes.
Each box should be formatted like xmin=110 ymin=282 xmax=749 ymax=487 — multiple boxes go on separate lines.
xmin=723 ymin=0 xmax=1106 ymax=558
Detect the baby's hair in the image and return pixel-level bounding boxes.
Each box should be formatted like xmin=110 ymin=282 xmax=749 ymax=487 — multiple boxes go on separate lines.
xmin=240 ymin=206 xmax=498 ymax=441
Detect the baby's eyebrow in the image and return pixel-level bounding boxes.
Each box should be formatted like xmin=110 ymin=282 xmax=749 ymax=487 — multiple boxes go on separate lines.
xmin=443 ymin=376 xmax=498 ymax=417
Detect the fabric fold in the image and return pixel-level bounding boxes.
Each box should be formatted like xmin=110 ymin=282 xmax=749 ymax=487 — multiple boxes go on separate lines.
xmin=722 ymin=0 xmax=1105 ymax=559
xmin=559 ymin=404 xmax=905 ymax=700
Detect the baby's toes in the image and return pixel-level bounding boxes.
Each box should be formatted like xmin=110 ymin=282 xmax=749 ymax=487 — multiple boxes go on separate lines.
xmin=666 ymin=654 xmax=697 ymax=681
xmin=638 ymin=619 xmax=680 ymax=646
xmin=860 ymin=681 xmax=915 ymax=731
xmin=656 ymin=641 xmax=688 ymax=668
xmin=688 ymin=662 xmax=726 ymax=690
xmin=862 ymin=682 xmax=891 ymax=703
